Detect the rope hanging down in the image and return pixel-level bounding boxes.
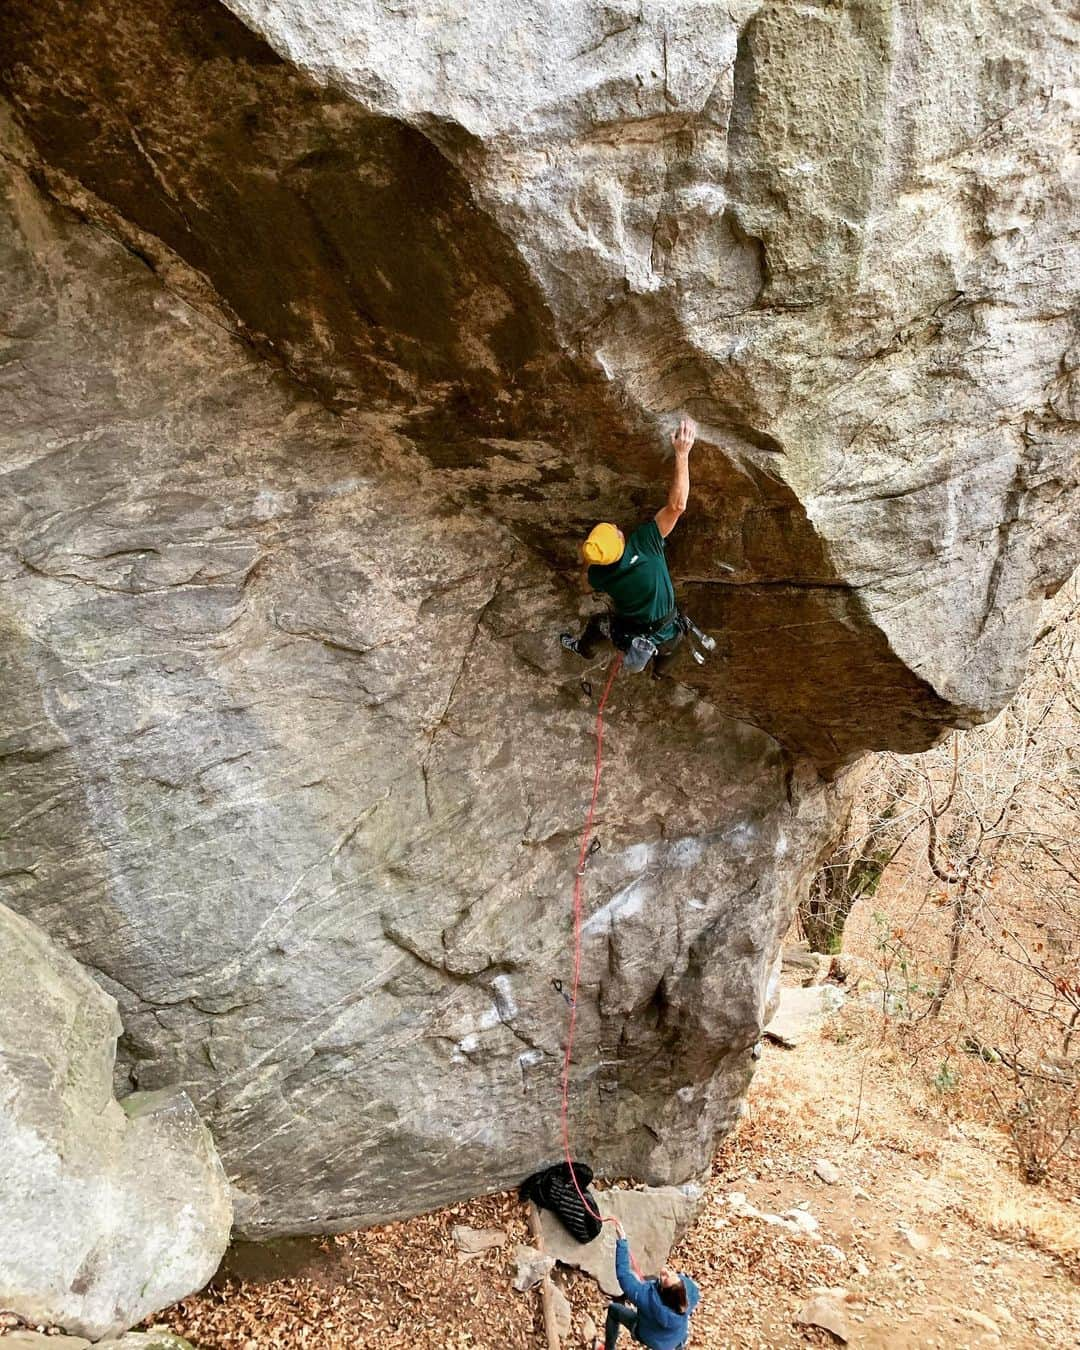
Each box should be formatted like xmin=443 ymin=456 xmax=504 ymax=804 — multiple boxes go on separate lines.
xmin=557 ymin=653 xmax=642 ymax=1273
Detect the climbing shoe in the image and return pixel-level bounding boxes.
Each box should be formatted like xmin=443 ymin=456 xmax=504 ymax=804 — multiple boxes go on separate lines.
xmin=560 ymin=632 xmax=582 ymax=655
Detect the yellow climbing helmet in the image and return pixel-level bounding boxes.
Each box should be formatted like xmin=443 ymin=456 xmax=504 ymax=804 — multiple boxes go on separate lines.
xmin=582 ymin=522 xmax=624 ymax=566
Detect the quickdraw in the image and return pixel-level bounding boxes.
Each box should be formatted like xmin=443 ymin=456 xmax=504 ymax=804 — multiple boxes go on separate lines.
xmin=576 ymin=836 xmax=601 ymax=877
xmin=550 ymin=978 xmax=575 ymax=1009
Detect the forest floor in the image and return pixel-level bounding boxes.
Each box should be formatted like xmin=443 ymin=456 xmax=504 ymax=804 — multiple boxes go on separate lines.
xmin=157 ymin=996 xmax=1079 ymax=1349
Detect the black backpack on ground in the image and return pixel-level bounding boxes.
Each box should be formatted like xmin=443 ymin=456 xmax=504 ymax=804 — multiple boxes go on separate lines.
xmin=519 ymin=1160 xmax=603 ymax=1244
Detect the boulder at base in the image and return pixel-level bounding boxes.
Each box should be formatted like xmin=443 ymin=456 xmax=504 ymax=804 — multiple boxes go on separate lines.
xmin=538 ymin=1184 xmax=702 ymax=1296
xmin=0 ymin=904 xmax=232 ymax=1340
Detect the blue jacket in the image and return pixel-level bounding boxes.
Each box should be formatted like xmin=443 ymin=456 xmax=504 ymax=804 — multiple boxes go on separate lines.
xmin=614 ymin=1238 xmax=700 ymax=1349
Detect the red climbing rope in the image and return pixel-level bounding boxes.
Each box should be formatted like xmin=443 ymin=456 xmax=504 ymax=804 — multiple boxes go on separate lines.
xmin=557 ymin=653 xmax=644 ymax=1270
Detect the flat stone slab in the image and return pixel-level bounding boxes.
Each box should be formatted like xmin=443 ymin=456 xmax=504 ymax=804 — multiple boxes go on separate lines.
xmin=512 ymin=1244 xmax=554 ymax=1292
xmin=764 ymin=985 xmax=845 ymax=1047
xmin=795 ymin=1294 xmax=850 ymax=1343
xmin=538 ymin=1184 xmax=702 ymax=1296
xmin=451 ymin=1224 xmax=507 ymax=1256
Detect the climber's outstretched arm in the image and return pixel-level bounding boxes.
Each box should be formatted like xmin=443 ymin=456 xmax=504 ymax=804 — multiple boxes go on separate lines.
xmin=655 ymin=415 xmax=696 ymax=538
xmin=612 ymin=1226 xmax=650 ymax=1304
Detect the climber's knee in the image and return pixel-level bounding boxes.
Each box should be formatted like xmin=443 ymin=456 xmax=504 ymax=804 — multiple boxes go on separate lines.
xmin=562 ymin=613 xmax=610 ymax=660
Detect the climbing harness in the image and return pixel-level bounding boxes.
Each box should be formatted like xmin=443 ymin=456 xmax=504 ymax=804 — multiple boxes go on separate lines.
xmin=564 ymin=606 xmax=716 ymax=677
xmin=622 ymin=607 xmax=717 ymax=672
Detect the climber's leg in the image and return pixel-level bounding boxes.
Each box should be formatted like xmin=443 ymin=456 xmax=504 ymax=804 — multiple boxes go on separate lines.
xmin=604 ymin=1301 xmax=639 ymax=1349
xmin=561 ymin=612 xmax=610 ymax=659
xmin=650 ymin=629 xmax=685 ymax=679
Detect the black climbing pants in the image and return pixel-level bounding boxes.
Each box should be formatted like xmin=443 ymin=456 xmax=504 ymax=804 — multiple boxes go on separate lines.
xmin=605 ymin=1301 xmax=640 ymax=1348
xmin=573 ymin=612 xmax=613 ymax=659
xmin=604 ymin=1301 xmax=687 ymax=1350
xmin=571 ymin=613 xmax=684 ymax=674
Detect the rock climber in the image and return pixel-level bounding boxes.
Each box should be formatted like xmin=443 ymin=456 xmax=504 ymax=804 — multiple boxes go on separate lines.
xmin=561 ymin=415 xmax=704 ymax=675
xmin=597 ymin=1220 xmax=701 ymax=1350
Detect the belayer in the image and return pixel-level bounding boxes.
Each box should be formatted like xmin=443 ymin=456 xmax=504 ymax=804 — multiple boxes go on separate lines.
xmin=561 ymin=415 xmax=714 ymax=675
xmin=597 ymin=1219 xmax=701 ymax=1349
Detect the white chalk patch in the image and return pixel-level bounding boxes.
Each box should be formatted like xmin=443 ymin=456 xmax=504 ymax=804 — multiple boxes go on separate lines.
xmin=725 ymin=821 xmax=757 ymax=854
xmin=249 ymin=488 xmax=287 ymax=521
xmin=667 ymin=837 xmax=704 ymax=869
xmin=492 ymin=973 xmax=518 ymax=1021
xmin=620 ymin=842 xmax=652 ymax=873
xmin=583 ymin=878 xmax=651 ymax=935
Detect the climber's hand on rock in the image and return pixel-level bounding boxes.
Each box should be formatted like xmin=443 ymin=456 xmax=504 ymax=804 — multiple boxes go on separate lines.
xmin=612 ymin=1219 xmax=626 ymax=1239
xmin=672 ymin=415 xmax=696 ymax=456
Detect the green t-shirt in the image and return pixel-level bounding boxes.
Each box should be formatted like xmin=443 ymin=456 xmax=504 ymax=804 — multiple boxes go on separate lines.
xmin=587 ymin=520 xmax=677 ymax=639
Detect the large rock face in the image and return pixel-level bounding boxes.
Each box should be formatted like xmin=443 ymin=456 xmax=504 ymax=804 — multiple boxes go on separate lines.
xmin=0 ymin=109 xmax=837 ymax=1234
xmin=0 ymin=0 xmax=1076 ymax=1239
xmin=2 ymin=0 xmax=1075 ymax=762
xmin=0 ymin=904 xmax=232 ymax=1338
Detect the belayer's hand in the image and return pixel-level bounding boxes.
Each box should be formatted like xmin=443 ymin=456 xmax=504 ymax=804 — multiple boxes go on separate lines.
xmin=672 ymin=415 xmax=696 ymax=456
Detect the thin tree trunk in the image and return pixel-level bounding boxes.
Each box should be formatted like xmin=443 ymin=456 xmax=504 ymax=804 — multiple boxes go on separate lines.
xmin=927 ymin=876 xmax=969 ymax=1018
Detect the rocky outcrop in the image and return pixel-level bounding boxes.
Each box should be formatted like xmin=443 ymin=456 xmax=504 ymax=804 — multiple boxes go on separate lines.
xmin=0 ymin=904 xmax=232 ymax=1339
xmin=2 ymin=1333 xmax=197 ymax=1350
xmin=0 ymin=107 xmax=838 ymax=1235
xmin=0 ymin=0 xmax=1076 ymax=1242
xmin=2 ymin=0 xmax=1075 ymax=764
xmin=217 ymin=0 xmax=1080 ymax=761
xmin=538 ymin=1183 xmax=701 ymax=1295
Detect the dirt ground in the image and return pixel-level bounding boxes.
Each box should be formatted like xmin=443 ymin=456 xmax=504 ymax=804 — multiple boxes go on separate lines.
xmin=157 ymin=998 xmax=1079 ymax=1349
